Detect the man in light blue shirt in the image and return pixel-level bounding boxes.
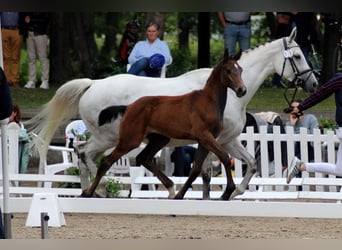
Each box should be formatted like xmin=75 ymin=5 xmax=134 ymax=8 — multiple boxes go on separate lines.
xmin=128 ymin=22 xmax=171 ymax=77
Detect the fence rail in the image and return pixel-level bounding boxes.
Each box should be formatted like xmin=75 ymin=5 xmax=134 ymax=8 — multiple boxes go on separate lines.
xmin=2 ymin=125 xmax=342 ymax=219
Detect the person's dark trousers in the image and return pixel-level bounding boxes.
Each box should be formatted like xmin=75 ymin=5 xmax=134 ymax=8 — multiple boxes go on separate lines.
xmin=171 ymin=147 xmax=186 ymax=176
xmin=171 ymin=146 xmax=196 ymax=176
xmin=0 ymin=208 xmax=5 ymax=239
xmin=183 ymin=146 xmax=196 ymax=176
xmin=127 ymin=58 xmax=160 ymax=77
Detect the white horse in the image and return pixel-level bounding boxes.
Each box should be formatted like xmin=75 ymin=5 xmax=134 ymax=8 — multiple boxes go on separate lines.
xmin=26 ymin=28 xmax=317 ymax=199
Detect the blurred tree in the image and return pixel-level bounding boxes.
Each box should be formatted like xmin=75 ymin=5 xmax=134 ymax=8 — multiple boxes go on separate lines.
xmin=197 ymin=12 xmax=210 ymax=68
xmin=49 ymin=13 xmax=98 ymax=83
xmin=320 ymin=12 xmax=342 ymax=83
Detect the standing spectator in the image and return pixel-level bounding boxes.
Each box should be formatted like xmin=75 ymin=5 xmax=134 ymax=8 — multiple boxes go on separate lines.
xmin=217 ymin=12 xmax=253 ymax=56
xmin=23 ymin=12 xmax=50 ymax=89
xmin=118 ymin=19 xmax=140 ymax=66
xmin=127 ymin=22 xmax=171 ymax=77
xmin=8 ymin=103 xmax=30 ymax=174
xmin=286 ymin=100 xmax=319 ymax=162
xmin=271 ymin=12 xmax=294 ymax=88
xmin=291 ymin=12 xmax=319 ymax=67
xmin=286 ymin=73 xmax=342 ymax=183
xmin=0 ymin=12 xmax=24 ymax=87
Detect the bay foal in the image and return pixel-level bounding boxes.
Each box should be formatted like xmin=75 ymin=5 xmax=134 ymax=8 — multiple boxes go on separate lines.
xmin=81 ymin=49 xmax=246 ymax=198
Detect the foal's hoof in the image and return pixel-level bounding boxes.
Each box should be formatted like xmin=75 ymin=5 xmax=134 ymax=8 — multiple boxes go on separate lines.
xmin=80 ymin=190 xmax=92 ymax=198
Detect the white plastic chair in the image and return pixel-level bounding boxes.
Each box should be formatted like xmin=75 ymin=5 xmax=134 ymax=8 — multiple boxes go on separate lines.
xmin=65 ymin=119 xmax=88 ymax=148
xmin=30 ymin=133 xmax=78 ymax=188
xmin=65 ymin=120 xmax=133 ymax=178
xmin=126 ymin=56 xmax=173 ymax=78
xmin=106 ymin=155 xmax=131 ymax=176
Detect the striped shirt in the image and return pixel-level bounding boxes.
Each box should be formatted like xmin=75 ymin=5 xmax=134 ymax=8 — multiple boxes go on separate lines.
xmin=298 ymin=73 xmax=342 ymax=126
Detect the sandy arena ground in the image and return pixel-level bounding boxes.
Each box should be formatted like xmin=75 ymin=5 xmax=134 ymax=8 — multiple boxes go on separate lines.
xmin=9 ymin=213 xmax=342 ymax=239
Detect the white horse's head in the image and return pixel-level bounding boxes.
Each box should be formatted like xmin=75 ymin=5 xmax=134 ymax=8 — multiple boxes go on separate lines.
xmin=273 ymin=27 xmax=317 ymax=93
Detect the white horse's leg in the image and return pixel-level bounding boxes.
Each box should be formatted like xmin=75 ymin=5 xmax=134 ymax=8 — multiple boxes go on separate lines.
xmin=201 ymin=153 xmax=215 ymax=200
xmin=77 ymin=137 xmax=111 ymax=191
xmin=224 ymin=138 xmax=257 ymax=199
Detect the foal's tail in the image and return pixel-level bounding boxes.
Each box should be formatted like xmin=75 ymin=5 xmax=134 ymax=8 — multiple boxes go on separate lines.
xmin=98 ymin=105 xmax=127 ymax=126
xmin=25 ymin=78 xmax=94 ymax=155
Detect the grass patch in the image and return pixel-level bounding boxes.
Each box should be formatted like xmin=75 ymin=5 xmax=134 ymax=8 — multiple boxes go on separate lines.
xmin=11 ymin=86 xmax=57 ymax=108
xmin=11 ymin=84 xmax=336 ymax=112
xmin=246 ymin=87 xmax=335 ymax=111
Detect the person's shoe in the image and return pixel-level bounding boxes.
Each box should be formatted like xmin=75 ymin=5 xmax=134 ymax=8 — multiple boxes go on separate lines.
xmin=286 ymin=156 xmax=303 ymax=184
xmin=40 ymin=81 xmax=49 ymax=89
xmin=24 ymin=81 xmax=36 ymax=89
xmin=336 ymin=127 xmax=342 ymax=141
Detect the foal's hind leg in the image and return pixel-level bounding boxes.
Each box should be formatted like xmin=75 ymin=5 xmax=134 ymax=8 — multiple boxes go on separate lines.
xmin=174 ymin=145 xmax=209 ymax=199
xmin=136 ymin=134 xmax=175 ymax=198
xmin=80 ymin=148 xmax=128 ymax=197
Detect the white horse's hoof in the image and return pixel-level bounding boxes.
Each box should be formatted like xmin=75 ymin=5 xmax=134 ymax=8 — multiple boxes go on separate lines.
xmin=167 ymin=187 xmax=176 ymax=199
xmin=229 ymin=185 xmax=245 ymax=200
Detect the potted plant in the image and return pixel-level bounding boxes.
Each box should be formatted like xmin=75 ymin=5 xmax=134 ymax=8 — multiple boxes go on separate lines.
xmin=58 ymin=166 xmax=81 ymax=188
xmin=105 ymin=178 xmax=123 ymax=198
xmin=318 ymin=117 xmax=337 ymax=134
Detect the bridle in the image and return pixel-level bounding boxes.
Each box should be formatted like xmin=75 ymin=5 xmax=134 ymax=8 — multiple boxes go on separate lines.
xmin=279 ymin=38 xmax=314 ymax=106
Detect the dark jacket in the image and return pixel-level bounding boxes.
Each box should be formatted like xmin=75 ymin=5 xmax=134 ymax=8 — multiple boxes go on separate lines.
xmin=298 ymin=73 xmax=342 ymax=127
xmin=0 ymin=67 xmax=13 ymax=120
xmin=21 ymin=12 xmax=49 ymax=39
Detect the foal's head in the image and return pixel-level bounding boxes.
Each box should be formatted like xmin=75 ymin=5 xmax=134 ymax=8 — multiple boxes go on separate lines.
xmin=217 ymin=49 xmax=246 ymax=97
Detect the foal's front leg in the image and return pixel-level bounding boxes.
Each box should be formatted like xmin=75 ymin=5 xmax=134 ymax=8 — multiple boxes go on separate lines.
xmin=174 ymin=145 xmax=209 ymax=199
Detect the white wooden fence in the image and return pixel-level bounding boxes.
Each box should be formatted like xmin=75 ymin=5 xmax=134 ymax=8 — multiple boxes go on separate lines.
xmin=1 ymin=125 xmax=342 ymax=219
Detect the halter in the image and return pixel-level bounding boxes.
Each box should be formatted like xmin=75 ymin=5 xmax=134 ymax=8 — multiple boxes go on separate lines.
xmin=280 ymin=38 xmax=314 ymax=106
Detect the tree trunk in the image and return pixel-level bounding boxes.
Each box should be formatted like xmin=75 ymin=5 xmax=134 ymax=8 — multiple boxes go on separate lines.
xmin=321 ymin=12 xmax=342 ymax=83
xmin=265 ymin=12 xmax=276 ymax=39
xmin=49 ymin=13 xmax=99 ymax=84
xmin=49 ymin=13 xmax=72 ymax=84
xmin=197 ymin=12 xmax=210 ymax=68
xmin=178 ymin=13 xmax=192 ymax=50
xmin=101 ymin=12 xmax=119 ymax=55
xmin=69 ymin=13 xmax=98 ymax=78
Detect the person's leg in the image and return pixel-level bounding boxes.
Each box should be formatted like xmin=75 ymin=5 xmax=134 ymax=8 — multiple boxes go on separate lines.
xmin=291 ymin=128 xmax=342 ymax=178
xmin=1 ymin=29 xmax=13 ymax=84
xmin=127 ymin=58 xmax=149 ymax=76
xmin=305 ymin=139 xmax=342 ymax=176
xmin=237 ymin=23 xmax=251 ymax=51
xmin=10 ymin=29 xmax=23 ymax=86
xmin=171 ymin=147 xmax=185 ymax=176
xmin=225 ymin=24 xmax=238 ymax=56
xmin=146 ymin=68 xmax=161 ymax=77
xmin=27 ymin=32 xmax=37 ymax=83
xmin=272 ymin=73 xmax=282 ymax=88
xmin=35 ymin=34 xmax=49 ymax=83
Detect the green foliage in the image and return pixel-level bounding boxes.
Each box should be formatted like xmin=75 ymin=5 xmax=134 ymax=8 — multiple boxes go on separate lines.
xmin=318 ymin=117 xmax=337 ymax=130
xmin=105 ymin=178 xmax=123 ymax=198
xmin=96 ymin=154 xmax=105 ymax=168
xmin=58 ymin=166 xmax=81 ymax=188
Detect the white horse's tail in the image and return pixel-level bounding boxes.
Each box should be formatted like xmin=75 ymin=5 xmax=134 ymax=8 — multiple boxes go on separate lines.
xmin=25 ymin=78 xmax=94 ymax=155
